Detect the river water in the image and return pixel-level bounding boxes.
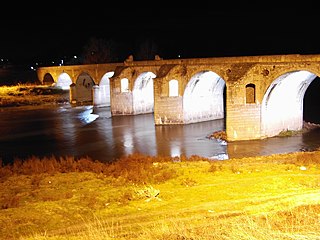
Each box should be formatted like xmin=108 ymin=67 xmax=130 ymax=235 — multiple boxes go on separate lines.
xmin=1 ymin=104 xmax=320 ymax=165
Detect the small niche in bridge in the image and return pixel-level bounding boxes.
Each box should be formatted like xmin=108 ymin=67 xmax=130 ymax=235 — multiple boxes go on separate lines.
xmin=246 ymin=83 xmax=256 ymax=104
xmin=169 ymin=79 xmax=179 ymax=97
xmin=121 ymin=78 xmax=129 ymax=92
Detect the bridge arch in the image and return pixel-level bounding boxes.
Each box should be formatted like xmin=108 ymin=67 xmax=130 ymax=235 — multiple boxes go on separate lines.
xmin=70 ymin=72 xmax=95 ymax=104
xmin=110 ymin=68 xmax=157 ymax=115
xmin=92 ymin=71 xmax=114 ymax=107
xmin=261 ymin=70 xmax=317 ymax=138
xmin=183 ymin=71 xmax=226 ymax=124
xmin=132 ymin=72 xmax=156 ymax=114
xmin=43 ymin=73 xmax=54 ymax=85
xmin=54 ymin=72 xmax=73 ymax=90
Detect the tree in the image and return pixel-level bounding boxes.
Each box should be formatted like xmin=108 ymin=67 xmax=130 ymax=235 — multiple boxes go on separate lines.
xmin=134 ymin=37 xmax=160 ymax=61
xmin=81 ymin=37 xmax=119 ymax=64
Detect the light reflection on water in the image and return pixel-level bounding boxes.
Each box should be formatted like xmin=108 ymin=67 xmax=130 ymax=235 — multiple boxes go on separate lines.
xmin=1 ymin=104 xmax=320 ymax=164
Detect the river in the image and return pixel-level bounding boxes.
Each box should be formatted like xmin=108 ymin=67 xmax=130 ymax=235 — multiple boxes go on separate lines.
xmin=1 ymin=103 xmax=320 ymax=165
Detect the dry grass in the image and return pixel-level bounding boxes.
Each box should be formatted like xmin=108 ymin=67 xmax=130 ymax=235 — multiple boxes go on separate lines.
xmin=0 ymin=151 xmax=319 ymax=239
xmin=0 ymin=84 xmax=69 ymax=107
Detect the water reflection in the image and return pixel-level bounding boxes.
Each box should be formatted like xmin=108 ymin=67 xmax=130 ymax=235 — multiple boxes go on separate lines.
xmin=0 ymin=105 xmax=320 ymax=165
xmin=227 ymin=127 xmax=320 ymax=158
xmin=155 ymin=120 xmax=227 ymax=158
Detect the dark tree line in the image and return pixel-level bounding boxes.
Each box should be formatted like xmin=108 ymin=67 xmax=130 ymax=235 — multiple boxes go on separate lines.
xmin=75 ymin=36 xmax=161 ymax=65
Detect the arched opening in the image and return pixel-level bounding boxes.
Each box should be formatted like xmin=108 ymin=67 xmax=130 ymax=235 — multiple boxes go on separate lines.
xmin=303 ymin=76 xmax=320 ymax=124
xmin=169 ymin=79 xmax=179 ymax=97
xmin=43 ymin=73 xmax=54 ymax=86
xmin=54 ymin=73 xmax=72 ymax=90
xmin=246 ymin=83 xmax=255 ymax=104
xmin=132 ymin=72 xmax=156 ymax=114
xmin=75 ymin=72 xmax=95 ymax=103
xmin=183 ymin=71 xmax=226 ymax=123
xmin=121 ymin=78 xmax=129 ymax=93
xmin=261 ymin=70 xmax=316 ymax=138
xmin=93 ymin=71 xmax=114 ymax=107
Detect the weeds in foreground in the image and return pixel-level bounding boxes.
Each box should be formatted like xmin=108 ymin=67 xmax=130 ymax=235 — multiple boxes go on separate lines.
xmin=0 ymin=153 xmax=181 ymax=185
xmin=1 ymin=150 xmax=320 ymax=183
xmin=1 ymin=151 xmax=320 ymax=239
xmin=28 ymin=203 xmax=320 ymax=239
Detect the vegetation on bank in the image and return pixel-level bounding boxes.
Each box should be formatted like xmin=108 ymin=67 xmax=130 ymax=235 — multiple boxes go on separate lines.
xmin=0 ymin=151 xmax=320 ymax=239
xmin=0 ymin=84 xmax=69 ymax=108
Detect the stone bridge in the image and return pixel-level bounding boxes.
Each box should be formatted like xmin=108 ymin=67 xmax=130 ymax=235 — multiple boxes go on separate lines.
xmin=36 ymin=54 xmax=320 ymax=142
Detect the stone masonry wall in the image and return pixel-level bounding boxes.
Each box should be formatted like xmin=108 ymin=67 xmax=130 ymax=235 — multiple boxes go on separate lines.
xmin=226 ymin=103 xmax=261 ymax=141
xmin=154 ymin=96 xmax=183 ymax=125
xmin=111 ymin=92 xmax=133 ymax=115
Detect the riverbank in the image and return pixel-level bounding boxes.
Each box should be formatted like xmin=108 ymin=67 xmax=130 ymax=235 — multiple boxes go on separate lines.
xmin=0 ymin=84 xmax=69 ymax=108
xmin=0 ymin=152 xmax=319 ymax=239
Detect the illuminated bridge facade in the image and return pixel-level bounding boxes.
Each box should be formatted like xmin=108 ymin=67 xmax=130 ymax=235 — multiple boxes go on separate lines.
xmin=36 ymin=54 xmax=320 ymax=141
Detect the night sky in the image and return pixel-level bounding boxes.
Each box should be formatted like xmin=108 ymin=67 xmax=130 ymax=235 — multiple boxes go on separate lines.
xmin=2 ymin=3 xmax=319 ymax=65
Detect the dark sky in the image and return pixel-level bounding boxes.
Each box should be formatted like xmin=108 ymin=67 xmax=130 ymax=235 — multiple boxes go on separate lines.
xmin=2 ymin=3 xmax=319 ymax=65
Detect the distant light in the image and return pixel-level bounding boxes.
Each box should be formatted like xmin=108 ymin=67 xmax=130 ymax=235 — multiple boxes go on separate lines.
xmin=178 ymin=55 xmax=181 ymax=58
xmin=74 ymin=55 xmax=77 ymax=59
